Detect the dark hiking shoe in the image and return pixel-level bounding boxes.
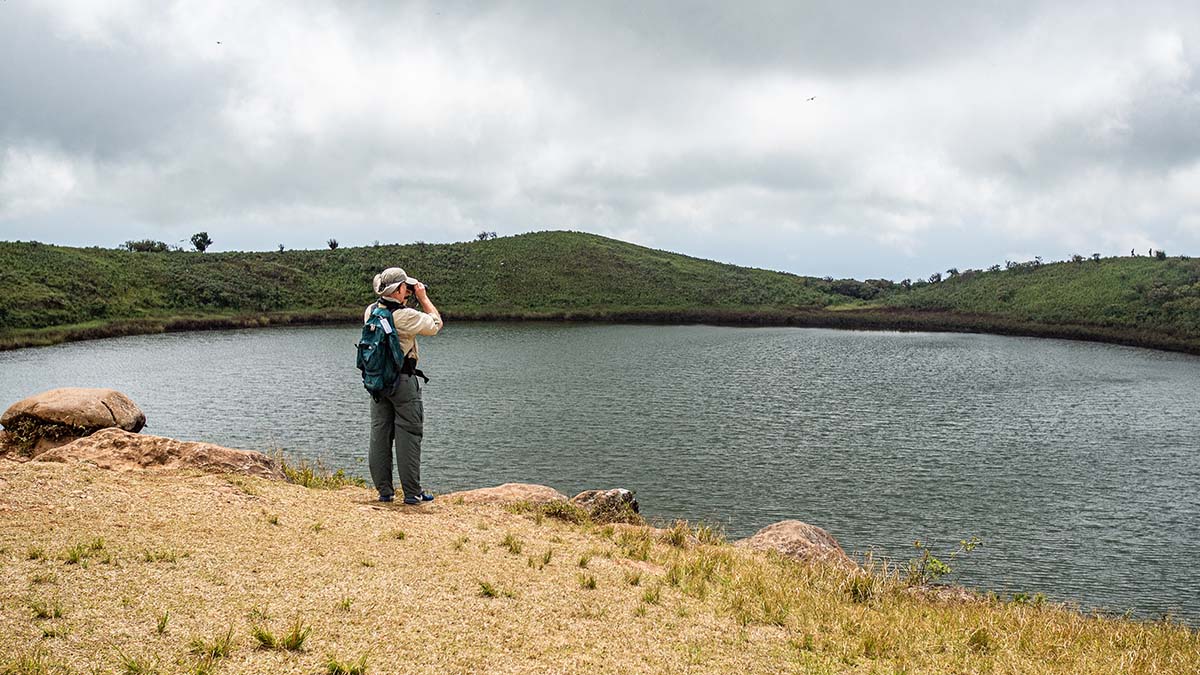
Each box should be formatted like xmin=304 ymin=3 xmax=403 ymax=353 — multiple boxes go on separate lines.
xmin=403 ymin=491 xmax=434 ymax=505
xmin=379 ymin=494 xmax=394 ymax=503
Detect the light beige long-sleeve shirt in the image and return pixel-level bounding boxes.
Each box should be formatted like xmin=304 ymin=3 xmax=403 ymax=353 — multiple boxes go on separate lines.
xmin=364 ymin=303 xmax=442 ymax=362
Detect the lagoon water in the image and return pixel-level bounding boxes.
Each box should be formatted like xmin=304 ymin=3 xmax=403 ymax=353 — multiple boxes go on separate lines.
xmin=2 ymin=323 xmax=1199 ymax=621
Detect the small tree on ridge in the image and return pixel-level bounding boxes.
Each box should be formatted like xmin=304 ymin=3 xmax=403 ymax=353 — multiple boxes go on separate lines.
xmin=190 ymin=232 xmax=213 ymax=252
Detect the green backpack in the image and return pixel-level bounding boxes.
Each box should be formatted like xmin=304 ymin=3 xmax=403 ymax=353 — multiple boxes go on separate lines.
xmin=356 ymin=304 xmax=404 ymax=400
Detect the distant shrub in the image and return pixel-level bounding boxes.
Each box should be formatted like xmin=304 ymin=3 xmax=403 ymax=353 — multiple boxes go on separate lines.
xmin=927 ymin=272 xmax=942 ymax=284
xmin=1155 ymin=249 xmax=1167 ymax=260
xmin=327 ymin=239 xmax=339 ymax=250
xmin=122 ymin=239 xmax=170 ymax=253
xmin=191 ymin=232 xmax=213 ymax=252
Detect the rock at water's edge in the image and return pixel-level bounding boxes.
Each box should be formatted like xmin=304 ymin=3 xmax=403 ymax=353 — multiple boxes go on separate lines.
xmin=1 ymin=388 xmax=146 ymax=458
xmin=444 ymin=483 xmax=568 ymax=504
xmin=34 ymin=428 xmax=284 ymax=480
xmin=734 ymin=519 xmax=858 ymax=570
xmin=570 ymin=488 xmax=641 ymax=522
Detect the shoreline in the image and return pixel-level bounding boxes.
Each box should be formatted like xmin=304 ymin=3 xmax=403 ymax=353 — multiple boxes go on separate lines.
xmin=3 ymin=307 xmax=1199 ymax=355
xmin=2 ymin=458 xmax=1197 ymax=674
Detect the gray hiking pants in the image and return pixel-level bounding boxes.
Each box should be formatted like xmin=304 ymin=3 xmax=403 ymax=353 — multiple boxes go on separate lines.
xmin=368 ymin=374 xmax=423 ymax=500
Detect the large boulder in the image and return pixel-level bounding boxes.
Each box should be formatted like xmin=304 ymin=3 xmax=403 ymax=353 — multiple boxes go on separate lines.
xmin=1 ymin=388 xmax=146 ymax=458
xmin=34 ymin=428 xmax=284 ymax=480
xmin=734 ymin=520 xmax=858 ymax=570
xmin=444 ymin=483 xmax=568 ymax=505
xmin=570 ymin=488 xmax=642 ymax=523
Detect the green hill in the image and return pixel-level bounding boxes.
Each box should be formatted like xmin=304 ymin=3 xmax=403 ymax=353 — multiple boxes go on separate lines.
xmin=1 ymin=231 xmax=1198 ymax=354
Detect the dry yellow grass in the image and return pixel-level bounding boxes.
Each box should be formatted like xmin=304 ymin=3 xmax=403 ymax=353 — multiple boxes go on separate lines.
xmin=1 ymin=460 xmax=1196 ymax=675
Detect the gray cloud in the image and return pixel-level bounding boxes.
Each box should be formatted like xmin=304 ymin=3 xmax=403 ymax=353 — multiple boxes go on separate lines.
xmin=0 ymin=0 xmax=1198 ymax=280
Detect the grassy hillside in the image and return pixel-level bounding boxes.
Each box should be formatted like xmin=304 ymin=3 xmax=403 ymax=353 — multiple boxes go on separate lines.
xmin=2 ymin=460 xmax=1197 ymax=674
xmin=0 ymin=231 xmax=853 ymax=332
xmin=1 ymin=232 xmax=1198 ymax=353
xmin=873 ymin=257 xmax=1200 ymax=338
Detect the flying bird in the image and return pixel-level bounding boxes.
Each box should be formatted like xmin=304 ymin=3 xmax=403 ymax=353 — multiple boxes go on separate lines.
xmin=807 ymin=96 xmax=816 ymax=101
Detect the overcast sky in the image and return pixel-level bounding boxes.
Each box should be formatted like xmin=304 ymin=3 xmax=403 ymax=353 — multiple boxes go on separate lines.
xmin=1 ymin=1 xmax=1198 ymax=280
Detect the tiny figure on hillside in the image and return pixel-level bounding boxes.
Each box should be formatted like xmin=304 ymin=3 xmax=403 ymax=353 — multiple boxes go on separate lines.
xmin=1131 ymin=248 xmax=1136 ymax=256
xmin=358 ymin=267 xmax=443 ymax=504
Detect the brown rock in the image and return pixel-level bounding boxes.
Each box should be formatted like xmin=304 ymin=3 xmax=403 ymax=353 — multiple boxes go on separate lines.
xmin=34 ymin=428 xmax=284 ymax=480
xmin=443 ymin=483 xmax=567 ymax=505
xmin=1 ymin=388 xmax=146 ymax=457
xmin=570 ymin=488 xmax=642 ymax=523
xmin=734 ymin=520 xmax=858 ymax=570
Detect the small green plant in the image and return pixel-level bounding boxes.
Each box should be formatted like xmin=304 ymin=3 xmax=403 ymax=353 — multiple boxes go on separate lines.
xmin=1013 ymin=591 xmax=1047 ymax=607
xmin=618 ymin=530 xmax=652 ymax=561
xmin=276 ymin=452 xmax=367 ymax=489
xmin=390 ymin=529 xmax=406 ymax=540
xmin=541 ymin=548 xmax=553 ymax=567
xmin=577 ymin=553 xmax=591 ymax=568
xmin=117 ymin=649 xmax=158 ymax=675
xmin=326 ymin=654 xmax=369 ymax=675
xmin=265 ymin=513 xmax=281 ymax=526
xmin=89 ymin=537 xmax=106 ymax=552
xmin=311 ymin=521 xmax=326 ymax=533
xmin=453 ymin=536 xmax=468 ymax=551
xmin=360 ymin=558 xmax=376 ymax=568
xmin=502 ymin=533 xmax=523 ymax=555
xmin=251 ymin=625 xmax=278 ymax=650
xmin=846 ymin=574 xmax=876 ymax=603
xmin=248 ymin=605 xmax=272 ymax=622
xmin=478 ymin=581 xmax=499 ymax=598
xmin=539 ymin=500 xmax=590 ymax=525
xmin=642 ymin=586 xmax=661 ymax=605
xmin=4 ymin=648 xmax=68 ymax=675
xmin=578 ymin=574 xmax=597 ymax=590
xmin=907 ymin=537 xmax=981 ymax=586
xmin=967 ymin=627 xmax=993 ymax=653
xmin=337 ymin=597 xmax=353 ymax=611
xmin=27 ymin=545 xmax=47 ymax=561
xmin=189 ymin=627 xmax=235 ymax=659
xmin=693 ymin=521 xmax=725 ymax=545
xmin=156 ymin=610 xmax=170 ymax=635
xmin=63 ymin=543 xmax=88 ymax=565
xmin=633 ymin=604 xmax=647 ymax=617
xmin=625 ymin=571 xmax=642 ymax=586
xmin=280 ymin=618 xmax=312 ymax=651
xmin=661 ymin=520 xmax=690 ymax=548
xmin=29 ymin=599 xmax=64 ymax=620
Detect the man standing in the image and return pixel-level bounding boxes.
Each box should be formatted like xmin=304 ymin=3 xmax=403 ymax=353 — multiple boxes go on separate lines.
xmin=366 ymin=267 xmax=442 ymax=504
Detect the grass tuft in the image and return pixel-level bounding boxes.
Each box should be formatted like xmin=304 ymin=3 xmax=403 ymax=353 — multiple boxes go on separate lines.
xmin=188 ymin=627 xmax=235 ymax=660
xmin=280 ymin=618 xmax=312 ymax=651
xmin=502 ymin=532 xmax=523 ymax=555
xmin=276 ymin=452 xmax=367 ymax=489
xmin=251 ymin=625 xmax=277 ymax=650
xmin=155 ymin=610 xmax=169 ymax=635
xmin=578 ymin=574 xmax=597 ymax=590
xmin=326 ymin=654 xmax=369 ymax=675
xmin=29 ymin=599 xmax=64 ymax=620
xmin=117 ymin=649 xmax=159 ymax=675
